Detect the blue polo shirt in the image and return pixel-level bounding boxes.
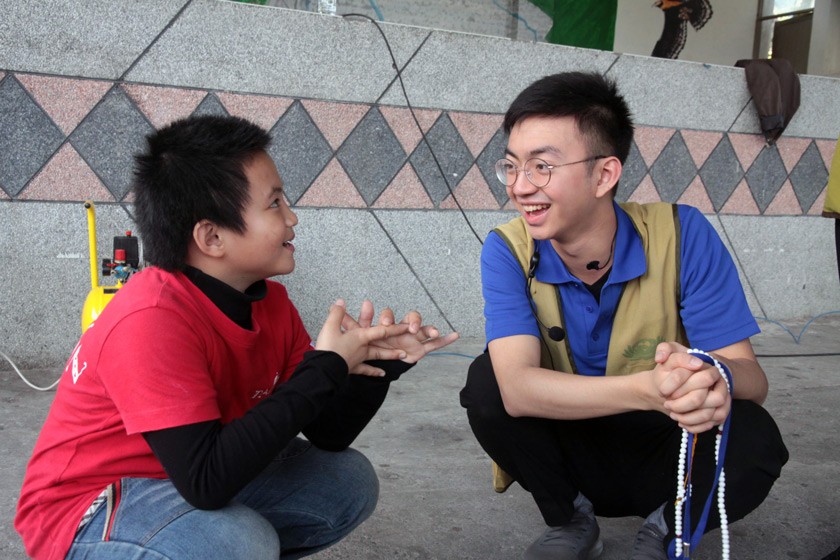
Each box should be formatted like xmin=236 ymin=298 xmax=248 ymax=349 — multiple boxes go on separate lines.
xmin=481 ymin=203 xmax=759 ymax=376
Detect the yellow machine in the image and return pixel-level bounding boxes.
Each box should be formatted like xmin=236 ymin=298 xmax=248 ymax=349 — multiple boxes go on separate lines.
xmin=81 ymin=201 xmax=140 ymax=332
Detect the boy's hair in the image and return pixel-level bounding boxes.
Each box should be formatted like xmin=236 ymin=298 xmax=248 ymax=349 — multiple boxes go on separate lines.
xmin=132 ymin=115 xmax=271 ymax=271
xmin=503 ymin=72 xmax=634 ymax=165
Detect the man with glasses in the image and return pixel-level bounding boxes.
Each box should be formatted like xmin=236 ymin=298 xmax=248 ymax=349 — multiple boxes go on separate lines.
xmin=460 ymin=72 xmax=788 ymax=560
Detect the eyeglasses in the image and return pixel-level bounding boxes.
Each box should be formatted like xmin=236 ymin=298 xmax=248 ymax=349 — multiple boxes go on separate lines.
xmin=494 ymin=155 xmax=609 ymax=188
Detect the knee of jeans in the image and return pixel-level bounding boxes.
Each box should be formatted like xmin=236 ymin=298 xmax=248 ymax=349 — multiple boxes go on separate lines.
xmin=337 ymin=448 xmax=379 ymax=525
xmin=460 ymin=353 xmax=505 ymax=416
xmin=220 ymin=506 xmax=281 ymax=558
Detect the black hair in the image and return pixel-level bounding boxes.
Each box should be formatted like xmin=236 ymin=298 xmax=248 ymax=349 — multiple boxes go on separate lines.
xmin=132 ymin=115 xmax=271 ymax=271
xmin=503 ymin=72 xmax=634 ymax=165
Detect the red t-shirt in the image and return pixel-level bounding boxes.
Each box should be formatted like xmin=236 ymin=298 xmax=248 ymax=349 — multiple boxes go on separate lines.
xmin=15 ymin=267 xmax=310 ymax=560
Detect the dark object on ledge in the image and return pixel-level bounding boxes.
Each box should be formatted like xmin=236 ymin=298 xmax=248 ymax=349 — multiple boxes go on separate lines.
xmin=735 ymin=58 xmax=801 ymax=145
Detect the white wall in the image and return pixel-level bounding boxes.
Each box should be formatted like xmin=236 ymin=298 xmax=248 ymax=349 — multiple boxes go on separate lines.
xmin=614 ymin=0 xmax=759 ymax=66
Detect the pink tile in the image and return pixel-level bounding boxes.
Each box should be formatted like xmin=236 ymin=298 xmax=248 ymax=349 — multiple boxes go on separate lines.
xmin=728 ymin=133 xmax=766 ymax=171
xmin=677 ymin=176 xmax=714 ymax=213
xmin=680 ymin=130 xmax=723 ymax=168
xmin=300 ymin=99 xmax=369 ymax=150
xmin=807 ymin=187 xmax=827 ymax=215
xmin=764 ymin=180 xmax=803 ymax=215
xmin=122 ymin=190 xmax=135 ymax=203
xmin=815 ymin=139 xmax=838 ymax=172
xmin=774 ymin=136 xmax=812 ymax=173
xmin=219 ymin=92 xmax=293 ymax=132
xmin=379 ymin=106 xmax=440 ymax=154
xmin=627 ymin=175 xmax=661 ymax=204
xmin=19 ymin=144 xmax=113 ymax=202
xmin=295 ymin=159 xmax=365 ymax=208
xmin=122 ymin=84 xmax=206 ymax=129
xmin=634 ymin=127 xmax=675 ymax=167
xmin=17 ymin=74 xmax=111 ymax=135
xmin=502 ymin=199 xmax=516 ymax=211
xmin=0 ymin=71 xmax=5 ymax=81
xmin=0 ymin=187 xmax=9 ymax=200
xmin=449 ymin=112 xmax=504 ymax=158
xmin=719 ymin=180 xmax=760 ymax=215
xmin=373 ymin=165 xmax=433 ymax=209
xmin=439 ymin=166 xmax=500 ymax=210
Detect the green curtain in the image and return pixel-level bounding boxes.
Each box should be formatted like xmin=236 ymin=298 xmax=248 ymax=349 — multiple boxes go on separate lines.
xmin=529 ymin=0 xmax=618 ymax=50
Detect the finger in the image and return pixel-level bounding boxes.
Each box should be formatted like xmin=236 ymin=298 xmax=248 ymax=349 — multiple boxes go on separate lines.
xmin=378 ymin=307 xmax=395 ymax=327
xmin=361 ymin=323 xmax=412 ymax=343
xmin=341 ymin=308 xmax=361 ymax=332
xmin=668 ymin=406 xmax=716 ymax=429
xmin=657 ymin=366 xmax=694 ymax=398
xmin=415 ymin=324 xmax=441 ymax=341
xmin=401 ymin=310 xmax=422 ymax=334
xmin=666 ymin=368 xmax=719 ymax=400
xmin=654 ymin=341 xmax=691 ymax=364
xmin=366 ymin=345 xmax=407 ymax=361
xmin=358 ymin=299 xmax=374 ymax=329
xmin=350 ymin=363 xmax=386 ymax=377
xmin=419 ymin=331 xmax=460 ymax=354
xmin=664 ymin=387 xmax=711 ymax=414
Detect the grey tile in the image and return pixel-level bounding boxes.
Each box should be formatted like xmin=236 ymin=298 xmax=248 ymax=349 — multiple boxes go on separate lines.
xmin=69 ymin=88 xmax=154 ymax=201
xmin=615 ymin=141 xmax=646 ymax=202
xmin=191 ymin=93 xmax=230 ymax=117
xmin=608 ymin=55 xmax=752 ymax=131
xmin=379 ymin=30 xmax=617 ymax=113
xmin=126 ymin=2 xmax=426 ymax=105
xmin=649 ymin=132 xmax=696 ymax=203
xmin=0 ymin=76 xmax=64 ymax=197
xmin=476 ymin=128 xmax=508 ymax=206
xmin=0 ymin=0 xmax=190 ymax=79
xmin=268 ymin=102 xmax=333 ymax=205
xmin=336 ymin=107 xmax=404 ymax=206
xmin=745 ymin=146 xmax=788 ymax=213
xmin=409 ymin=114 xmax=473 ymax=206
xmin=699 ymin=136 xmax=743 ymax=212
xmin=789 ymin=142 xmax=829 ymax=213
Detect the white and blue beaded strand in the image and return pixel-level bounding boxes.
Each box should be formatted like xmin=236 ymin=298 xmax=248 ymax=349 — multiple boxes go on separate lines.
xmin=671 ymin=349 xmax=733 ymax=560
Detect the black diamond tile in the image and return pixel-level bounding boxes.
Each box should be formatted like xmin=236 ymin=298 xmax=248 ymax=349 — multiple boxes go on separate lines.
xmin=789 ymin=142 xmax=829 ymax=212
xmin=476 ymin=127 xmax=508 ymax=206
xmin=268 ymin=101 xmax=333 ymax=205
xmin=745 ymin=146 xmax=787 ymax=212
xmin=191 ymin=93 xmax=230 ymax=117
xmin=699 ymin=136 xmax=743 ymax=212
xmin=615 ymin=141 xmax=646 ymax=202
xmin=409 ymin=114 xmax=474 ymax=206
xmin=336 ymin=107 xmax=404 ymax=206
xmin=0 ymin=76 xmax=64 ymax=196
xmin=69 ymin=88 xmax=154 ymax=201
xmin=649 ymin=132 xmax=697 ymax=203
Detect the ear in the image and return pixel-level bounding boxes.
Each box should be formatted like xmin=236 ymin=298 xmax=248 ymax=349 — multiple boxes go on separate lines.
xmin=593 ymin=156 xmax=623 ymax=199
xmin=191 ymin=220 xmax=225 ymax=258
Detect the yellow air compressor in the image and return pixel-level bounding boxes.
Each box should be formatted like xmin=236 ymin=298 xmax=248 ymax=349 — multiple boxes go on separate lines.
xmin=81 ymin=201 xmax=140 ymax=332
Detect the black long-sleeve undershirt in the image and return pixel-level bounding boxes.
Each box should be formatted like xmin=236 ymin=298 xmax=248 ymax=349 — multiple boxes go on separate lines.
xmin=141 ymin=267 xmax=412 ymax=509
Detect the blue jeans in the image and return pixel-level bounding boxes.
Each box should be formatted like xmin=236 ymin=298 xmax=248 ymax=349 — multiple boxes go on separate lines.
xmin=66 ymin=438 xmax=379 ymax=559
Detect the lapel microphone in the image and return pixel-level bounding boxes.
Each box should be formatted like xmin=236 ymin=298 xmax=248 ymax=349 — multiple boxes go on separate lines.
xmin=527 ymin=250 xmax=565 ymax=342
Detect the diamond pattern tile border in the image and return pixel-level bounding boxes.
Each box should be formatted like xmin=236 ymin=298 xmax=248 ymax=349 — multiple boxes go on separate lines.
xmin=0 ymin=70 xmax=833 ymax=215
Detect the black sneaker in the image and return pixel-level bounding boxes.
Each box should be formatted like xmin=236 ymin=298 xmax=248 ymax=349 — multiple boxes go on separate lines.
xmin=629 ymin=522 xmax=668 ymax=560
xmin=524 ymin=508 xmax=603 ymax=560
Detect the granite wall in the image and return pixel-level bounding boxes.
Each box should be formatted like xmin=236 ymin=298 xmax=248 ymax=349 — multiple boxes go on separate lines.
xmin=1 ymin=0 xmax=839 ymax=369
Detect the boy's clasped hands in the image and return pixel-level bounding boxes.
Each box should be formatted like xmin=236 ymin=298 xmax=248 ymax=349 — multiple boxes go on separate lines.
xmin=316 ymin=299 xmax=460 ymax=377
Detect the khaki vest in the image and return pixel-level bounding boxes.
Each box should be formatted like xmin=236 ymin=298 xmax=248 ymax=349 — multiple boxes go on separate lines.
xmin=489 ymin=202 xmax=688 ymax=491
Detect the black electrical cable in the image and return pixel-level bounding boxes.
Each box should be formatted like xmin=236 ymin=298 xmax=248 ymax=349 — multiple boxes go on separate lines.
xmin=342 ymin=12 xmax=485 ymax=246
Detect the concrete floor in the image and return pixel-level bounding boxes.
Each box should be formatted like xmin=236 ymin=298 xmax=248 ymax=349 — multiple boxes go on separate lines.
xmin=2 ymin=315 xmax=839 ymax=559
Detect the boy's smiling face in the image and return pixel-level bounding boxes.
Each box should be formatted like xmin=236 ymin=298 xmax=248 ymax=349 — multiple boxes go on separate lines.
xmin=215 ymin=150 xmax=298 ymax=291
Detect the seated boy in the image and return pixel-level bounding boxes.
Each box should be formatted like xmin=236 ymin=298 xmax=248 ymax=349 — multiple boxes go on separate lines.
xmin=15 ymin=115 xmax=458 ymax=560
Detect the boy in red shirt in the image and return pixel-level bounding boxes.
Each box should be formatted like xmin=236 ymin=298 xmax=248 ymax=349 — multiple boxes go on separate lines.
xmin=16 ymin=115 xmax=458 ymax=560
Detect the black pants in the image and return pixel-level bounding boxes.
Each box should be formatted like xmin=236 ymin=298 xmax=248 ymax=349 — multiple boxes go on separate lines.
xmin=460 ymin=352 xmax=788 ymax=538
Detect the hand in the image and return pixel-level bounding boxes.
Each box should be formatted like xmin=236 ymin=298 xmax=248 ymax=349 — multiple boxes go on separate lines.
xmin=342 ymin=300 xmax=460 ymax=364
xmin=314 ymin=300 xmax=411 ymax=376
xmin=652 ymin=342 xmax=731 ymax=433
